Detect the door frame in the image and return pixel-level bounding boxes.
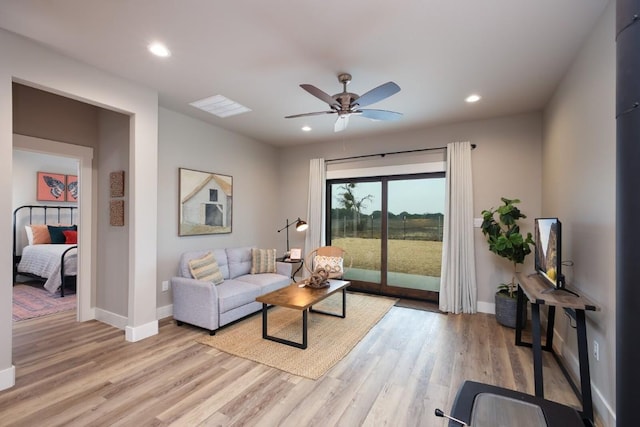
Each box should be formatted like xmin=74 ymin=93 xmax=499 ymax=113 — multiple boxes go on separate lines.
xmin=326 ymin=171 xmax=445 ymax=302
xmin=13 ymin=134 xmax=94 ymax=321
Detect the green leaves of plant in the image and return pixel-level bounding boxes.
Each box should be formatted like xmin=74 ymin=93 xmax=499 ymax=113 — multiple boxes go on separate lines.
xmin=481 ymin=198 xmax=534 ymax=265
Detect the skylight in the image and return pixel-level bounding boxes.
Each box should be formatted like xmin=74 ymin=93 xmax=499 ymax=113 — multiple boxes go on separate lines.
xmin=189 ymin=95 xmax=251 ymax=118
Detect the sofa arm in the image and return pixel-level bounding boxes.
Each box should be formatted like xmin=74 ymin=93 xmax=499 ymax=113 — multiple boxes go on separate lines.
xmin=276 ymin=261 xmax=294 ymax=278
xmin=171 ymin=276 xmax=220 ymax=333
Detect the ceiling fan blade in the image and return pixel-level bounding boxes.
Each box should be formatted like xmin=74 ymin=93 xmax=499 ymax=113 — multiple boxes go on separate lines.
xmin=358 ymin=109 xmax=403 ymax=121
xmin=300 ymin=84 xmax=340 ymax=108
xmin=334 ymin=114 xmax=350 ymax=132
xmin=285 ymin=110 xmax=337 ymax=119
xmin=352 ymin=81 xmax=401 ymax=108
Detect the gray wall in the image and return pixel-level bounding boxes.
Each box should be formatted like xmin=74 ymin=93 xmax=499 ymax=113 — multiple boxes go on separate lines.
xmin=278 ymin=112 xmax=543 ymax=308
xmin=13 ymin=83 xmax=99 ymax=148
xmin=96 ymin=109 xmax=130 ymax=315
xmin=12 ymin=84 xmax=131 ymax=318
xmin=156 ymin=107 xmax=282 ymax=308
xmin=542 ymin=1 xmax=615 ymax=424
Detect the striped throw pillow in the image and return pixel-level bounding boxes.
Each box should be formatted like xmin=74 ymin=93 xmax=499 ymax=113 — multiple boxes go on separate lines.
xmin=251 ymin=248 xmax=277 ymax=274
xmin=188 ymin=252 xmax=224 ymax=285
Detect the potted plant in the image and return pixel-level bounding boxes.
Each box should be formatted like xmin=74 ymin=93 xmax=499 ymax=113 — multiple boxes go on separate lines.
xmin=481 ymin=197 xmax=534 ymax=328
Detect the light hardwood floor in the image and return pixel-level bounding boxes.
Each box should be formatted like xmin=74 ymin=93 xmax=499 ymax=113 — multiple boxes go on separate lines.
xmin=2 ymin=302 xmax=584 ymax=426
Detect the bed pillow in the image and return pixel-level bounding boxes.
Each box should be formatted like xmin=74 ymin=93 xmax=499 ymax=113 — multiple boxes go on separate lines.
xmin=250 ymin=248 xmax=277 ymax=274
xmin=63 ymin=230 xmax=78 ymax=244
xmin=188 ymin=252 xmax=224 ymax=285
xmin=30 ymin=224 xmax=52 ymax=245
xmin=24 ymin=225 xmax=34 ymax=245
xmin=48 ymin=225 xmax=78 ymax=244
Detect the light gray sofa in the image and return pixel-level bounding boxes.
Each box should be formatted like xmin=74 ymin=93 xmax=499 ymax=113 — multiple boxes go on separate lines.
xmin=171 ymin=246 xmax=292 ymax=335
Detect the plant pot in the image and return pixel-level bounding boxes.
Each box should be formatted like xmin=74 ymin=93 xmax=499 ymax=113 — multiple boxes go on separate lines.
xmin=494 ymin=292 xmax=526 ymax=328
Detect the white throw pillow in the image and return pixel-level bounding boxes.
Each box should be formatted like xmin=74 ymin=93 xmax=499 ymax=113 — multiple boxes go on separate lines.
xmin=314 ymin=255 xmax=344 ymax=277
xmin=24 ymin=225 xmax=34 ymax=245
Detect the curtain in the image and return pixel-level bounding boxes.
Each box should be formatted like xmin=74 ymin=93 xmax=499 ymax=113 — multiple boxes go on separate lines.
xmin=439 ymin=141 xmax=477 ymax=314
xmin=304 ymin=158 xmax=326 ymax=270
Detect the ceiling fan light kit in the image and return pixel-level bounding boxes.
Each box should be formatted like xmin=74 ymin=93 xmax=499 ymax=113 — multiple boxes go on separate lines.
xmin=285 ymin=73 xmax=402 ymax=132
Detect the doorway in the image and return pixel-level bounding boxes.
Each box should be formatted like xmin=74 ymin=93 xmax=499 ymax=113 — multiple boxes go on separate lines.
xmin=327 ymin=172 xmax=445 ymax=301
xmin=13 ymin=135 xmax=94 ymax=321
xmin=12 ymin=149 xmax=79 ymax=321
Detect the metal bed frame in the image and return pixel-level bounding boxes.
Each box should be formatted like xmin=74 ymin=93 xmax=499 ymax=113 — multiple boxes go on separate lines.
xmin=12 ymin=205 xmax=78 ymax=297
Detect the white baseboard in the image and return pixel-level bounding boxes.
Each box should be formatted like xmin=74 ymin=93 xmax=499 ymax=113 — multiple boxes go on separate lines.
xmin=0 ymin=365 xmax=15 ymax=391
xmin=94 ymin=308 xmax=128 ymax=330
xmin=125 ymin=320 xmax=158 ymax=342
xmin=157 ymin=304 xmax=173 ymax=320
xmin=93 ymin=308 xmax=160 ymax=342
xmin=552 ymin=329 xmax=616 ymax=424
xmin=477 ymin=301 xmax=494 ymax=314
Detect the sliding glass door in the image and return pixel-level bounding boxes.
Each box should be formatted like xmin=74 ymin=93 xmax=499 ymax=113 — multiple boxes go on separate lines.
xmin=327 ymin=173 xmax=445 ymax=301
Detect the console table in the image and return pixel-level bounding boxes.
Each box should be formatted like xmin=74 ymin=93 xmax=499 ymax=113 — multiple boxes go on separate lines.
xmin=515 ymin=272 xmax=600 ymax=425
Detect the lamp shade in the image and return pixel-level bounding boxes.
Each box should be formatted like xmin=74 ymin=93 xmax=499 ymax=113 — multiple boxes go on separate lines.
xmin=295 ymin=219 xmax=308 ymax=231
xmin=277 ymin=217 xmax=309 ymax=252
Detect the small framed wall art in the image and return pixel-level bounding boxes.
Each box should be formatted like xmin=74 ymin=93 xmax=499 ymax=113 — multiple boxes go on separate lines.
xmin=37 ymin=171 xmax=79 ymax=202
xmin=66 ymin=175 xmax=78 ymax=202
xmin=110 ymin=200 xmax=125 ymax=226
xmin=37 ymin=171 xmax=66 ymax=201
xmin=110 ymin=171 xmax=125 ymax=197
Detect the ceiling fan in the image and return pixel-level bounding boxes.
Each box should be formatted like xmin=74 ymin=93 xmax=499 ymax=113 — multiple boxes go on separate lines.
xmin=285 ymin=73 xmax=402 ymax=132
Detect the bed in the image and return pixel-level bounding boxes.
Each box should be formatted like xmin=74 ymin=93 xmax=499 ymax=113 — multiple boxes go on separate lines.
xmin=12 ymin=205 xmax=78 ymax=297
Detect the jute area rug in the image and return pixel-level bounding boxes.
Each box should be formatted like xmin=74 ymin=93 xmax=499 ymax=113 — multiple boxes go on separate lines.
xmin=197 ymin=292 xmax=396 ymax=380
xmin=13 ymin=284 xmax=76 ymax=322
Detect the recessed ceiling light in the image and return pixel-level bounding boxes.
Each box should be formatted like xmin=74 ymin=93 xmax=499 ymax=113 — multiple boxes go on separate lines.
xmin=465 ymin=94 xmax=481 ymax=103
xmin=148 ymin=42 xmax=171 ymax=57
xmin=189 ymin=95 xmax=251 ymax=118
xmin=301 ymin=126 xmax=312 ymax=132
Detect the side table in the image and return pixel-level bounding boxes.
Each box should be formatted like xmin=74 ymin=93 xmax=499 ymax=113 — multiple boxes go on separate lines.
xmin=278 ymin=257 xmax=304 ymax=280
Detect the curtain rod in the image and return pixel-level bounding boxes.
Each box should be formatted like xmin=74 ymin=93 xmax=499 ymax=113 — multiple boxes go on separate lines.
xmin=325 ymin=144 xmax=476 ymax=164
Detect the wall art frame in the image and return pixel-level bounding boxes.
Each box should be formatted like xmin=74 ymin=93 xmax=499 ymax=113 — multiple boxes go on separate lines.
xmin=110 ymin=200 xmax=125 ymax=226
xmin=66 ymin=175 xmax=78 ymax=202
xmin=110 ymin=170 xmax=125 ymax=197
xmin=37 ymin=171 xmax=67 ymax=201
xmin=179 ymin=167 xmax=233 ymax=236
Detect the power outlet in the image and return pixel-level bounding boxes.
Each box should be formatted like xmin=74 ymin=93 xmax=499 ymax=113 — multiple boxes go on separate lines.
xmin=593 ymin=340 xmax=599 ymax=361
xmin=162 ymin=280 xmax=169 ymax=292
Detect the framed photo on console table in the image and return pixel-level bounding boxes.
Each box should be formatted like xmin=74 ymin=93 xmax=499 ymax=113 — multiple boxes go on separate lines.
xmin=179 ymin=168 xmax=233 ymax=236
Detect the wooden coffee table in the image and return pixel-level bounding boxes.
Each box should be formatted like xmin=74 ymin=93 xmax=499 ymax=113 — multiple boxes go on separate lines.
xmin=255 ymin=279 xmax=350 ymax=349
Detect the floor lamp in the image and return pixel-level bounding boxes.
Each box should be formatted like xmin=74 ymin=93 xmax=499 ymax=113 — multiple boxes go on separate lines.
xmin=277 ymin=217 xmax=308 ymax=253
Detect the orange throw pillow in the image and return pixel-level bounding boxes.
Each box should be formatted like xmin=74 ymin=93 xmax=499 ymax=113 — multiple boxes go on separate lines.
xmin=31 ymin=224 xmax=51 ymax=244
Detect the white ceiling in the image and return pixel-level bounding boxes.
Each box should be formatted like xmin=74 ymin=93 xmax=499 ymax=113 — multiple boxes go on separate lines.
xmin=0 ymin=1 xmax=608 ymax=147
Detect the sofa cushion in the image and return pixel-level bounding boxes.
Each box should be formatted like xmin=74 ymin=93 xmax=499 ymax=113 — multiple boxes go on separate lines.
xmin=188 ymin=252 xmax=224 ymax=285
xmin=235 ymin=273 xmax=290 ymax=294
xmin=250 ymin=248 xmax=277 ymax=274
xmin=216 ymin=279 xmax=261 ymax=313
xmin=179 ymin=249 xmax=229 ymax=279
xmin=226 ymin=247 xmax=253 ymax=279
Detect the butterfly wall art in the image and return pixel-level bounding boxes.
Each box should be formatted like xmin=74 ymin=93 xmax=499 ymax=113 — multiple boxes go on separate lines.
xmin=37 ymin=172 xmax=79 ymax=202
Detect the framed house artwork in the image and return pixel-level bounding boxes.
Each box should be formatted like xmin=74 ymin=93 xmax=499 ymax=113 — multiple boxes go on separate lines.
xmin=66 ymin=175 xmax=78 ymax=202
xmin=37 ymin=171 xmax=67 ymax=201
xmin=179 ymin=168 xmax=233 ymax=236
